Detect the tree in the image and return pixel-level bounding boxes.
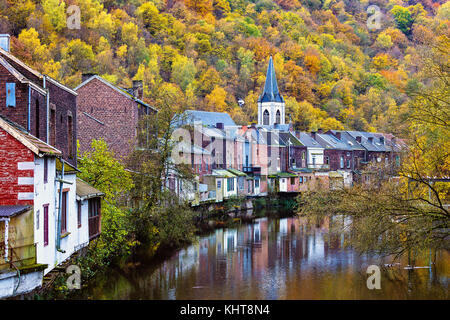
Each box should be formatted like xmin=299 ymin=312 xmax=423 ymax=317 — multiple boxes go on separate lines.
xmin=206 ymin=85 xmax=228 ymax=112
xmin=171 ymin=55 xmax=197 ymax=92
xmin=77 ymin=139 xmax=136 ymax=272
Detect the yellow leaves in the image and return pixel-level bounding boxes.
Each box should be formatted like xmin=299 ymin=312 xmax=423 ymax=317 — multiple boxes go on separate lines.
xmin=121 ymin=21 xmax=139 ymax=46
xmin=42 ymin=59 xmax=61 ymax=79
xmin=116 ymin=44 xmax=128 ymax=58
xmin=42 ymin=0 xmax=66 ymax=32
xmin=372 ymin=53 xmax=398 ymax=70
xmin=205 ymin=85 xmax=228 ymax=112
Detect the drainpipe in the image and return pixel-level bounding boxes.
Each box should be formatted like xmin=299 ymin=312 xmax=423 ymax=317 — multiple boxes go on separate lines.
xmin=55 ymin=158 xmax=73 ymax=253
xmin=1 ymin=218 xmax=9 ymax=262
xmin=43 ymin=76 xmax=49 ymax=143
xmin=56 ymin=158 xmax=65 ymax=252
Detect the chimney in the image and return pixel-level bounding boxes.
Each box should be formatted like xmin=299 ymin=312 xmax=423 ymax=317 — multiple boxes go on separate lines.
xmin=318 ymin=128 xmax=323 ymax=134
xmin=335 ymin=132 xmax=341 ymax=140
xmin=132 ymin=80 xmax=143 ymax=100
xmin=379 ymin=136 xmax=385 ymax=145
xmin=368 ymin=137 xmax=374 ymax=144
xmin=216 ymin=122 xmax=224 ymax=129
xmin=311 ymin=131 xmax=317 ymax=140
xmin=0 ymin=34 xmax=10 ymax=52
xmin=82 ymin=73 xmax=96 ymax=83
xmin=356 ymin=136 xmax=362 ymax=143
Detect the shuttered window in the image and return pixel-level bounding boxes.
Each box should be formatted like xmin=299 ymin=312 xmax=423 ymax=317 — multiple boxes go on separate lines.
xmin=61 ymin=191 xmax=68 ymax=234
xmin=6 ymin=83 xmax=15 ymax=107
xmin=43 ymin=204 xmax=49 ymax=246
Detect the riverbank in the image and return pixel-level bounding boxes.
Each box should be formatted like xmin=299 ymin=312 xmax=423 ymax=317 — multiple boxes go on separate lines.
xmin=21 ymin=194 xmax=298 ymax=300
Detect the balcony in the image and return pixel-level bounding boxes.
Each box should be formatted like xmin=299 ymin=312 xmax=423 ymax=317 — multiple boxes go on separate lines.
xmin=307 ymin=164 xmax=330 ymax=170
xmin=243 ymin=166 xmax=261 ymax=174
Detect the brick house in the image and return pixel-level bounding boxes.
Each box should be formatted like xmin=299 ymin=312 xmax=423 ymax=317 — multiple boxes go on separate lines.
xmin=0 ymin=116 xmax=102 ymax=298
xmin=74 ymin=75 xmax=157 ymax=161
xmin=0 ymin=46 xmax=78 ymax=167
xmin=312 ymin=131 xmax=353 ymax=172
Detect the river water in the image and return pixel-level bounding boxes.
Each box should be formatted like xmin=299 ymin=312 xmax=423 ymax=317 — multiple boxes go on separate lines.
xmin=80 ymin=216 xmax=449 ymax=299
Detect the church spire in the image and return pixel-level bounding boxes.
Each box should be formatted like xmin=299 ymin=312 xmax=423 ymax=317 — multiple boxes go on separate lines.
xmin=258 ymin=56 xmax=284 ymax=103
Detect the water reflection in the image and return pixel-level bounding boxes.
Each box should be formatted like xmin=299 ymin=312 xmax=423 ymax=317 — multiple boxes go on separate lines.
xmin=85 ymin=217 xmax=449 ymax=300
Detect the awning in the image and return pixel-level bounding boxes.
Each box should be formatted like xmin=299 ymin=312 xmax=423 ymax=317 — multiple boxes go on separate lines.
xmin=329 ymin=171 xmax=343 ymax=178
xmin=76 ymin=178 xmax=104 ymax=201
xmin=226 ymin=168 xmax=247 ymax=177
xmin=0 ymin=205 xmax=31 ymax=218
xmin=213 ymin=169 xmax=237 ymax=178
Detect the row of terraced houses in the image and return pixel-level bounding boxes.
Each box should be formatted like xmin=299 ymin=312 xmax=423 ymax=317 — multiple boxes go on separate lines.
xmin=0 ymin=34 xmax=405 ymax=298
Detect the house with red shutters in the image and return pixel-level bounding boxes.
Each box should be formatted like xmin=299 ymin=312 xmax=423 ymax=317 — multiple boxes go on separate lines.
xmin=0 ymin=39 xmax=78 ymax=167
xmin=0 ymin=116 xmax=102 ymax=298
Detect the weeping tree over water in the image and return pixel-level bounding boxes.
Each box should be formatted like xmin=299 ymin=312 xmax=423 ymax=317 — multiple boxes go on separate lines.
xmin=298 ymin=35 xmax=450 ymax=260
xmin=127 ymin=88 xmax=197 ymax=251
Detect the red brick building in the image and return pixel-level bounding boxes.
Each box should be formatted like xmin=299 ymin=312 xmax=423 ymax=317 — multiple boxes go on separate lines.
xmin=74 ymin=75 xmax=157 ymax=160
xmin=0 ymin=47 xmax=78 ymax=167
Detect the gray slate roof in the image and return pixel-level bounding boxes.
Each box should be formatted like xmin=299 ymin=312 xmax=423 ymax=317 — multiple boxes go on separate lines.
xmin=346 ymin=131 xmax=387 ymax=152
xmin=315 ymin=133 xmax=352 ymax=151
xmin=328 ymin=130 xmax=366 ymax=151
xmin=295 ymin=132 xmax=323 ymax=148
xmin=176 ymin=110 xmax=236 ymax=128
xmin=0 ymin=205 xmax=31 ymax=218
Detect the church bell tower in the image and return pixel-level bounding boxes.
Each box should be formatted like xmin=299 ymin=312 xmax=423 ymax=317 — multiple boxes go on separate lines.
xmin=257 ymin=56 xmax=285 ymax=126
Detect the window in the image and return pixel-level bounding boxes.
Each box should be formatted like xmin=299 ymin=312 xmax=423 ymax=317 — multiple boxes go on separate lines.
xmin=68 ymin=115 xmax=73 ymax=158
xmin=340 ymin=156 xmax=344 ymax=169
xmin=276 ymin=110 xmax=281 ymax=124
xmin=354 ymin=156 xmax=358 ymax=168
xmin=325 ymin=156 xmax=329 ymax=165
xmin=217 ymin=180 xmax=221 ymax=189
xmin=88 ymin=198 xmax=101 ymax=239
xmin=43 ymin=204 xmax=49 ymax=246
xmin=35 ymin=99 xmax=40 ymax=139
xmin=347 ymin=159 xmax=351 ymax=168
xmin=290 ymin=177 xmax=296 ymax=185
xmin=6 ymin=83 xmax=15 ymax=107
xmin=263 ymin=109 xmax=269 ymax=125
xmin=50 ymin=109 xmax=56 ymax=146
xmin=302 ymin=152 xmax=305 ymax=160
xmin=227 ymin=178 xmax=234 ymax=192
xmin=255 ymin=179 xmax=260 ymax=188
xmin=44 ymin=157 xmax=48 ymax=184
xmin=77 ymin=201 xmax=82 ymax=228
xmin=245 ymin=155 xmax=249 ymax=167
xmin=61 ymin=191 xmax=68 ymax=234
xmin=239 ymin=177 xmax=244 ymax=190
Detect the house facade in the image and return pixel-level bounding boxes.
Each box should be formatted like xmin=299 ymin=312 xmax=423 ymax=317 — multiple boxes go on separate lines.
xmin=0 ymin=47 xmax=78 ymax=166
xmin=0 ymin=116 xmax=102 ymax=298
xmin=74 ymin=75 xmax=157 ymax=161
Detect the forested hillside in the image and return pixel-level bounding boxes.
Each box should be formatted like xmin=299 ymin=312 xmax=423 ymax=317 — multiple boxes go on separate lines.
xmin=0 ymin=0 xmax=448 ymax=134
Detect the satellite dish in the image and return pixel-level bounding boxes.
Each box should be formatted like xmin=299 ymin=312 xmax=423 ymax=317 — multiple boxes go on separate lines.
xmin=237 ymin=99 xmax=245 ymax=107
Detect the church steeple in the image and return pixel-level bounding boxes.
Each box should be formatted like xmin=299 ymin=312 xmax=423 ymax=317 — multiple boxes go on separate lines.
xmin=257 ymin=56 xmax=286 ymax=127
xmin=258 ymin=56 xmax=284 ymax=103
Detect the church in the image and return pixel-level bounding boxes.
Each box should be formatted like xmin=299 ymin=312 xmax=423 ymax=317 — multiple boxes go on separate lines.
xmin=257 ymin=56 xmax=289 ymax=131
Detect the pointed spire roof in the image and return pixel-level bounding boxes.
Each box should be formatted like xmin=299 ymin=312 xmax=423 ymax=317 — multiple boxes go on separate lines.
xmin=258 ymin=56 xmax=284 ymax=103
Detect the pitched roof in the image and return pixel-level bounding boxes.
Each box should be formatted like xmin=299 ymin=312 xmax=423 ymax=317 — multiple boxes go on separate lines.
xmin=0 ymin=205 xmax=31 ymax=218
xmin=0 ymin=116 xmax=61 ymax=157
xmin=346 ymin=131 xmax=387 ymax=152
xmin=278 ymin=132 xmax=304 ymax=147
xmin=76 ymin=178 xmax=104 ymax=201
xmin=258 ymin=56 xmax=284 ymax=103
xmin=177 ymin=110 xmax=237 ymax=128
xmin=0 ymin=47 xmax=76 ymax=96
xmin=74 ymin=75 xmax=157 ymax=112
xmin=328 ymin=130 xmax=365 ymax=151
xmin=315 ymin=133 xmax=352 ymax=151
xmin=295 ymin=132 xmax=323 ymax=148
xmin=0 ymin=56 xmax=46 ymax=95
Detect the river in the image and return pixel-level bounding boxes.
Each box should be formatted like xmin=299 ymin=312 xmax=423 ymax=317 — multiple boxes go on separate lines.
xmin=79 ymin=215 xmax=449 ymax=299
